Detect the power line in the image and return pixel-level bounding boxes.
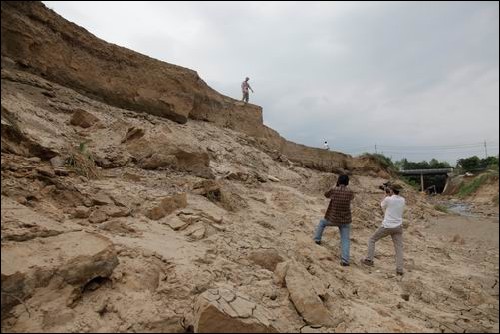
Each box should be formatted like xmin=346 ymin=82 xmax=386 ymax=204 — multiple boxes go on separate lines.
xmin=368 ymin=146 xmax=498 ymax=154
xmin=377 ymin=145 xmax=497 ymax=151
xmin=345 ymin=147 xmax=499 ymax=156
xmin=376 ymin=141 xmax=498 ymax=149
xmin=377 ymin=147 xmax=499 ymax=154
xmin=336 ymin=141 xmax=498 ymax=148
xmin=341 ymin=142 xmax=499 ymax=155
xmin=334 ymin=145 xmax=373 ymax=152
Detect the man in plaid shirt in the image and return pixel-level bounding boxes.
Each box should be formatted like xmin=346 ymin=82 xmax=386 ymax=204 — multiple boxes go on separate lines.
xmin=313 ymin=174 xmax=355 ymax=266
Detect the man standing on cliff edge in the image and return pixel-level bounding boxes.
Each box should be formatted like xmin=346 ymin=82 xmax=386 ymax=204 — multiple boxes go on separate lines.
xmin=241 ymin=77 xmax=254 ymax=104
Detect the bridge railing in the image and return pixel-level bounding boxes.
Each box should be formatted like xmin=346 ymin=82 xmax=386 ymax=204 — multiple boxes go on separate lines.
xmin=398 ymin=168 xmax=454 ymax=192
xmin=399 ymin=168 xmax=454 ymax=175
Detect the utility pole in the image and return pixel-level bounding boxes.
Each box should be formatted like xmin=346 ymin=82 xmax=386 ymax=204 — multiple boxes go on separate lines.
xmin=484 ymin=140 xmax=488 ymax=158
xmin=375 ymin=144 xmax=377 ymax=154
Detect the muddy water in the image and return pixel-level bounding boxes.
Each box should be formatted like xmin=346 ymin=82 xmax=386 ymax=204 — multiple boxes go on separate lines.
xmin=435 ymin=198 xmax=499 ymax=220
xmin=429 ymin=196 xmax=499 ymax=247
xmin=446 ymin=201 xmax=477 ymax=216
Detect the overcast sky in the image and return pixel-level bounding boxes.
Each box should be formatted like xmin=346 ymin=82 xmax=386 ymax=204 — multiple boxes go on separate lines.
xmin=44 ymin=1 xmax=499 ymax=164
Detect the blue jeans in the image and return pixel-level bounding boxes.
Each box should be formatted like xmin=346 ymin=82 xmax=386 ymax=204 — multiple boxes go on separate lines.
xmin=313 ymin=219 xmax=351 ymax=264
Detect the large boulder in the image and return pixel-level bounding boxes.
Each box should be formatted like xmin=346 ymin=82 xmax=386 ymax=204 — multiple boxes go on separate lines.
xmin=144 ymin=193 xmax=188 ymax=220
xmin=1 ymin=197 xmax=71 ymax=242
xmin=121 ymin=127 xmax=145 ymax=143
xmin=1 ymin=105 xmax=58 ymax=160
xmin=248 ymin=249 xmax=284 ymax=272
xmin=1 ymin=231 xmax=118 ymax=318
xmin=126 ymin=132 xmax=213 ymax=178
xmin=191 ymin=180 xmax=247 ymax=212
xmin=139 ymin=153 xmax=178 ymax=170
xmin=138 ymin=149 xmax=213 ymax=178
xmin=69 ymin=109 xmax=100 ymax=128
xmin=284 ymin=262 xmax=337 ymax=328
xmin=193 ymin=288 xmax=278 ymax=333
xmin=174 ymin=149 xmax=213 ymax=179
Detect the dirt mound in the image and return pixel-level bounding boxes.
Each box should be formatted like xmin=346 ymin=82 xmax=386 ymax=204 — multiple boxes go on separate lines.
xmin=2 ymin=68 xmax=497 ymax=332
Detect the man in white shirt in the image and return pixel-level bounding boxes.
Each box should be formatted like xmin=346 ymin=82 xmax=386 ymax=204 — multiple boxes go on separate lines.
xmin=362 ymin=183 xmax=406 ymax=275
xmin=241 ymin=77 xmax=254 ymax=104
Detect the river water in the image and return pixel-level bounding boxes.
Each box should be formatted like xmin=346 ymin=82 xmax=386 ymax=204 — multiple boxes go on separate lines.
xmin=442 ymin=200 xmax=499 ymax=220
xmin=446 ymin=202 xmax=475 ymax=216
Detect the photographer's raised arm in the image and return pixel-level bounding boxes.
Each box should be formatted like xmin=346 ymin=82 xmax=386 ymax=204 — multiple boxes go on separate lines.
xmin=324 ymin=188 xmax=334 ymax=198
xmin=381 ymin=195 xmax=390 ymax=212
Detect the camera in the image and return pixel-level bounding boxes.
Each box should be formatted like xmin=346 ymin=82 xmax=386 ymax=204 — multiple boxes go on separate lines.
xmin=378 ymin=182 xmax=392 ymax=194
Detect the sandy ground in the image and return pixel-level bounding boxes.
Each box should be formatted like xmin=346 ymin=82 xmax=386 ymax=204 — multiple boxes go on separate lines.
xmin=2 ymin=68 xmax=499 ymax=333
xmin=429 ymin=215 xmax=499 ymax=247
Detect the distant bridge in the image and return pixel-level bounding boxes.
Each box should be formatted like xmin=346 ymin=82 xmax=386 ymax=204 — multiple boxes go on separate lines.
xmin=399 ymin=168 xmax=454 ymax=176
xmin=398 ymin=168 xmax=454 ymax=192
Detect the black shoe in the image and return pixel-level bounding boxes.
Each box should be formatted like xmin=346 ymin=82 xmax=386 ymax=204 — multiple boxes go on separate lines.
xmin=361 ymin=259 xmax=374 ymax=267
xmin=314 ymin=240 xmax=321 ymax=245
xmin=340 ymin=262 xmax=350 ymax=267
xmin=396 ymin=270 xmax=404 ymax=276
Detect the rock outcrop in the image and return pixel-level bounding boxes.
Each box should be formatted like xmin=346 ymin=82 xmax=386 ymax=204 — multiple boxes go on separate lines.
xmin=1 ymin=1 xmax=371 ymax=174
xmin=248 ymin=249 xmax=284 ymax=272
xmin=144 ymin=193 xmax=188 ymax=220
xmin=69 ymin=109 xmax=100 ymax=128
xmin=1 ymin=230 xmax=118 ymax=318
xmin=193 ymin=288 xmax=278 ymax=333
xmin=281 ymin=262 xmax=338 ymax=328
xmin=0 ymin=1 xmax=264 ymax=129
